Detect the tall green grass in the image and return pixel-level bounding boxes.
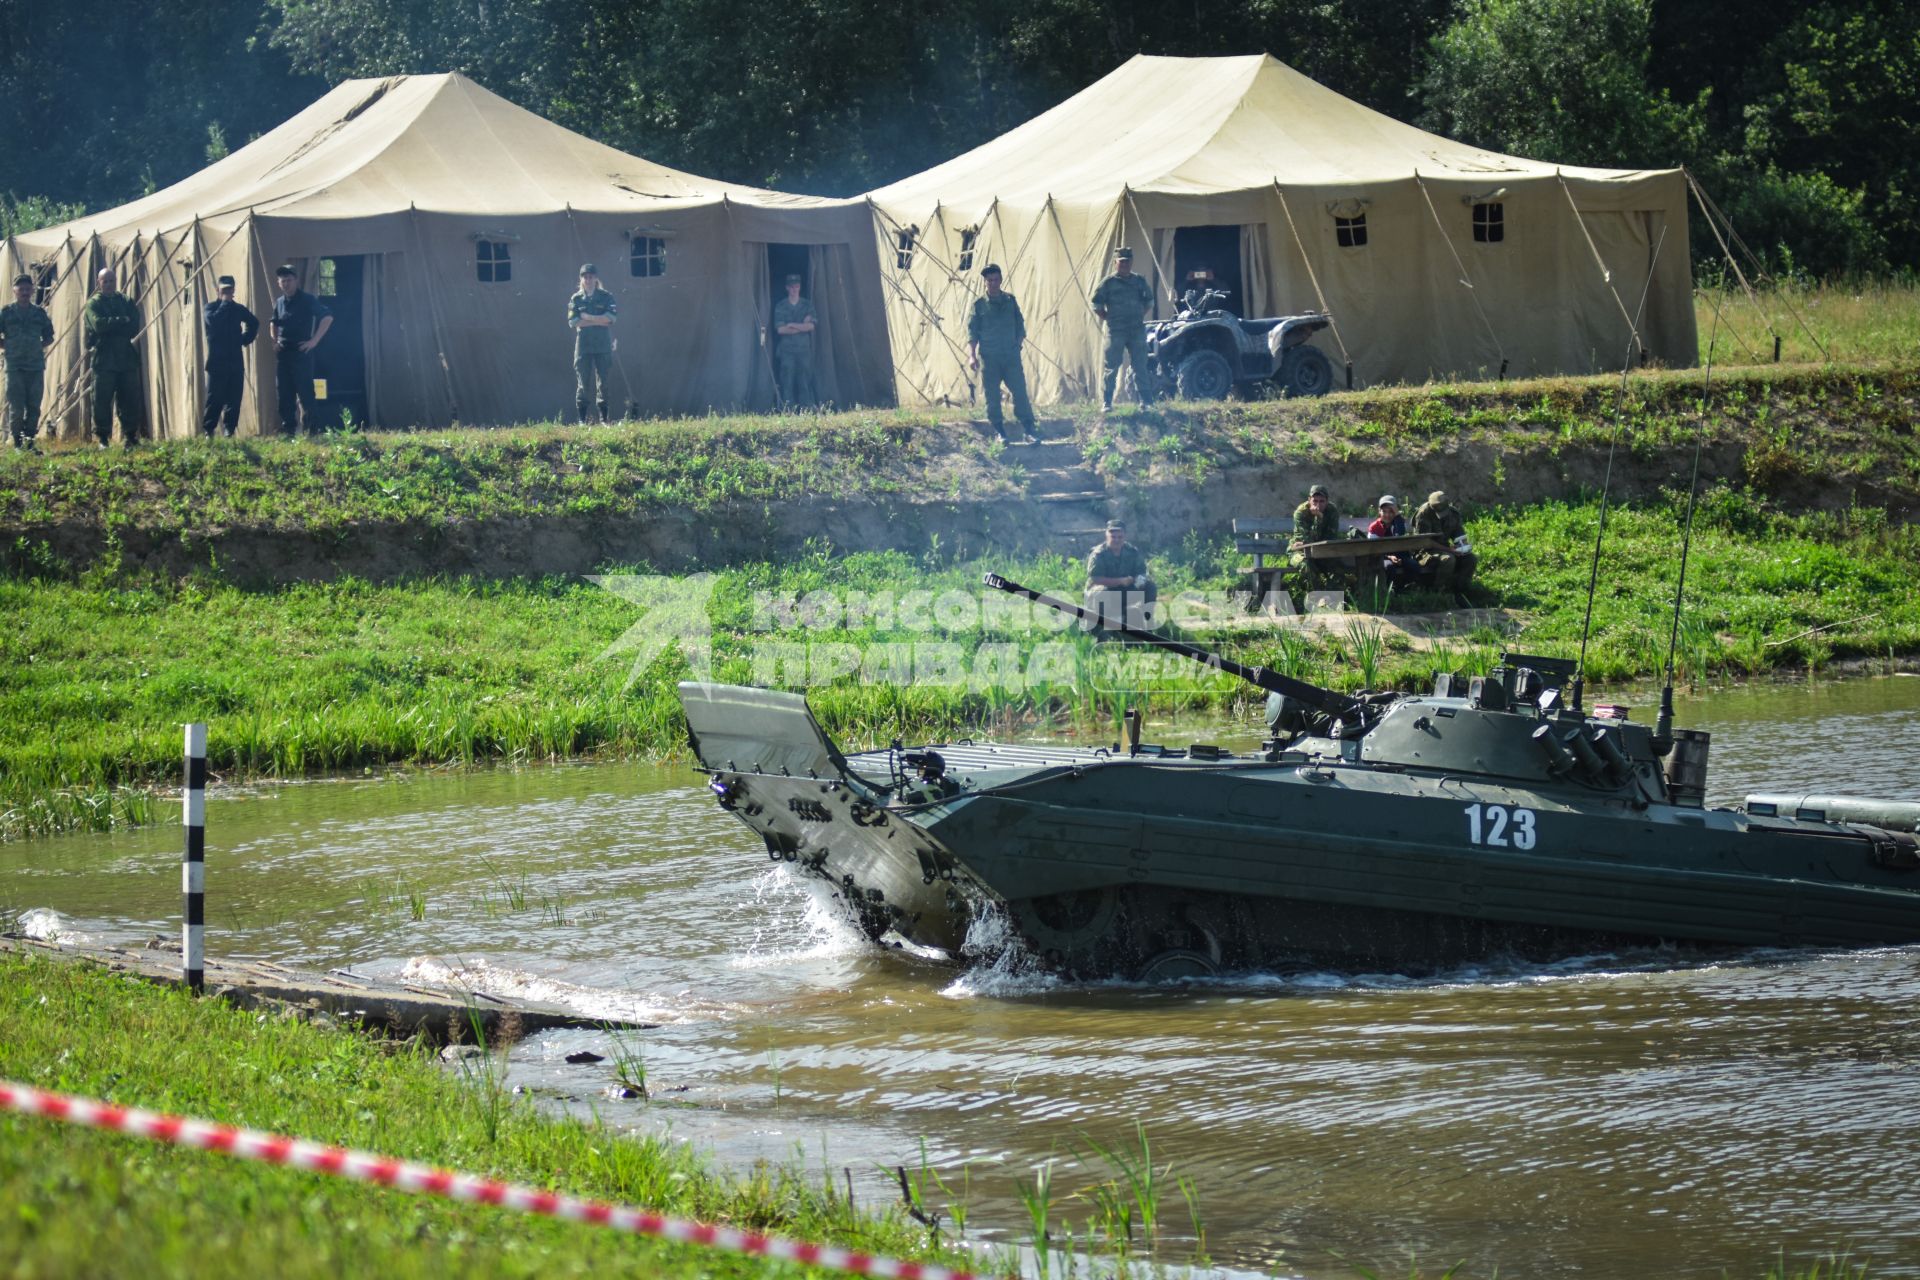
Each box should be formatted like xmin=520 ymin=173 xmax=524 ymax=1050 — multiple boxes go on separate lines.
xmin=0 ymin=950 xmax=988 ymax=1279
xmin=5 ymin=493 xmax=1917 ymax=842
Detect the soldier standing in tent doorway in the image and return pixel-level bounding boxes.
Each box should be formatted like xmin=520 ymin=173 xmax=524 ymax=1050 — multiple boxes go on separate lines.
xmin=201 ymin=275 xmax=259 ymax=437
xmin=84 ymin=267 xmax=145 ymax=447
xmin=1091 ymin=246 xmax=1156 ymax=411
xmin=967 ymin=263 xmax=1035 ymax=444
xmin=568 ymin=263 xmax=618 ymax=423
xmin=772 ymin=273 xmax=818 ymax=411
xmin=1 ymin=273 xmax=54 ymax=451
xmin=270 ymin=264 xmax=331 ymax=436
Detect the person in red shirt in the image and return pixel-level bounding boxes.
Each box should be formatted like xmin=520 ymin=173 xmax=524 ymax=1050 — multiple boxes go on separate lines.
xmin=1368 ymin=495 xmax=1411 ymax=582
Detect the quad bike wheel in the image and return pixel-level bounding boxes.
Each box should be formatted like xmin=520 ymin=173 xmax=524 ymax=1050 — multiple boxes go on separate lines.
xmin=1279 ymin=344 xmax=1334 ymax=398
xmin=1175 ymin=349 xmax=1235 ymax=400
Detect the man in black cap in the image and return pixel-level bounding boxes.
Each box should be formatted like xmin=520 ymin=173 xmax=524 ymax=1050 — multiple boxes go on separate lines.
xmin=568 ymin=263 xmax=618 ymax=423
xmin=1090 ymin=245 xmax=1156 ymax=411
xmin=967 ymin=263 xmax=1035 ymax=444
xmin=1084 ymin=517 xmax=1157 ymax=629
xmin=270 ymin=264 xmax=331 ymax=435
xmin=201 ymin=274 xmax=259 ymax=437
xmin=1 ymin=272 xmax=54 ymax=450
xmin=772 ymin=271 xmax=818 ymax=410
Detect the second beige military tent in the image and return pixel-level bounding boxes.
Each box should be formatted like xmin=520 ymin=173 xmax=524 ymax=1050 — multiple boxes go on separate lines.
xmin=867 ymin=53 xmax=1696 ymax=406
xmin=2 ymin=73 xmax=893 ymax=438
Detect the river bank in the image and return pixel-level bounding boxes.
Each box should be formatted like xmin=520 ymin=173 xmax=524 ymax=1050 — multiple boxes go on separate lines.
xmin=1 ymin=362 xmax=1914 ymax=583
xmin=0 ymin=950 xmax=986 ymax=1280
xmin=5 ymin=488 xmax=1918 ymax=841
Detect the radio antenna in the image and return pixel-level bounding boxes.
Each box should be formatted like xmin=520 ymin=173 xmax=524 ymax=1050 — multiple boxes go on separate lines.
xmin=1570 ymin=225 xmax=1669 ymax=714
xmin=1653 ymin=303 xmax=1720 ymax=752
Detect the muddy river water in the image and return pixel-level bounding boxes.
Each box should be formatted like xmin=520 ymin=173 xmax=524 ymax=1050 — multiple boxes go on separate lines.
xmin=7 ymin=676 xmax=1920 ymax=1277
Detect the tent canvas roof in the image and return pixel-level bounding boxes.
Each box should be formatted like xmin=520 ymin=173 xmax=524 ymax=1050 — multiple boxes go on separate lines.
xmin=30 ymin=72 xmax=829 ymax=244
xmin=872 ymin=53 xmax=1667 ymax=209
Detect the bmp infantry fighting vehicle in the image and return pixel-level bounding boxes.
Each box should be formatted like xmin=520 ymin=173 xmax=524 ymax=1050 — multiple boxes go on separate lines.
xmin=1144 ymin=288 xmax=1335 ymax=401
xmin=680 ymin=575 xmax=1920 ymax=979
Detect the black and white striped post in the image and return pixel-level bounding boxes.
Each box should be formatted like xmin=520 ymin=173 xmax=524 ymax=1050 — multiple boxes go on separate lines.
xmin=183 ymin=723 xmax=207 ymax=993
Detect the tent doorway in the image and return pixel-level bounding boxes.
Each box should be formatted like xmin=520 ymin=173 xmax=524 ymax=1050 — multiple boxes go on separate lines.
xmin=1171 ymin=225 xmax=1245 ymax=315
xmin=754 ymin=240 xmax=880 ymax=412
xmin=313 ymin=255 xmax=369 ymax=429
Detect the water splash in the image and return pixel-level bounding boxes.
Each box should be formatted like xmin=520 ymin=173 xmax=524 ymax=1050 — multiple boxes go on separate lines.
xmin=727 ymin=866 xmax=870 ymax=969
xmin=398 ymin=954 xmax=746 ymax=1025
xmin=15 ymin=907 xmax=90 ymax=945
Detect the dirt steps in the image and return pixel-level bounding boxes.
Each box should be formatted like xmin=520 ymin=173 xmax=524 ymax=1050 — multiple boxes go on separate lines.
xmin=986 ymin=417 xmax=1116 ymax=556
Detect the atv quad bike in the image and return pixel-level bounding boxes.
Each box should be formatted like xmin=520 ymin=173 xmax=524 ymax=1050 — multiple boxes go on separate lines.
xmin=1143 ymin=288 xmax=1336 ymax=400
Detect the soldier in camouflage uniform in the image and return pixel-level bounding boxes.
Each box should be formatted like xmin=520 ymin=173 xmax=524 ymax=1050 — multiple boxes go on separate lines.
xmin=1412 ymin=489 xmax=1478 ymax=595
xmin=1 ymin=273 xmax=54 ymax=450
xmin=1091 ymin=246 xmax=1156 ymax=410
xmin=771 ymin=273 xmax=818 ymax=410
xmin=568 ymin=263 xmax=618 ymax=423
xmin=1084 ymin=518 xmax=1157 ymax=630
xmin=967 ymin=263 xmax=1034 ymax=443
xmin=84 ymin=268 xmax=144 ymax=447
xmin=1288 ymin=483 xmax=1344 ymax=588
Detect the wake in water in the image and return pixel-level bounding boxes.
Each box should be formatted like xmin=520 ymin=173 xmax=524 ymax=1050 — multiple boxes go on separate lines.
xmin=397 ymin=954 xmax=752 ymax=1025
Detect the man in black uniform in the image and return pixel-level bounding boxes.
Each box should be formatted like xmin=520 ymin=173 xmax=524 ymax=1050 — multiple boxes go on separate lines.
xmin=269 ymin=264 xmax=332 ymax=436
xmin=201 ymin=275 xmax=259 ymax=437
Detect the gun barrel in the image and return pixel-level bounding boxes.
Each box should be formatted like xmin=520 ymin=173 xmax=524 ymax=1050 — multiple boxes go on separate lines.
xmin=982 ymin=573 xmax=1361 ymax=719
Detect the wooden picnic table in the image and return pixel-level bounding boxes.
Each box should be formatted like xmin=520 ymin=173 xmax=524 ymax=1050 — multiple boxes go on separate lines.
xmin=1301 ymin=532 xmax=1449 ymax=562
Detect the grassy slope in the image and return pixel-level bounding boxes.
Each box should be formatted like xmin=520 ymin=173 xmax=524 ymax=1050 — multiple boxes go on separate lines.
xmin=2 ymin=364 xmax=1916 ymax=550
xmin=0 ymin=952 xmax=975 ymax=1280
xmin=5 ymin=494 xmax=1917 ymax=841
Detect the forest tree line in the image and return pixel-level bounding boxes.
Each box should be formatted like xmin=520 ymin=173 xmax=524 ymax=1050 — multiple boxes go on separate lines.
xmin=2 ymin=0 xmax=1913 ymax=277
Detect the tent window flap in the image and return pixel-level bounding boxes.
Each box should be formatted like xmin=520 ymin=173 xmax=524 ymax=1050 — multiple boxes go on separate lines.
xmin=630 ymin=236 xmax=666 ymax=277
xmin=957 ymin=226 xmax=979 ymax=272
xmin=1473 ymin=203 xmax=1505 ymax=243
xmin=476 ymin=240 xmax=511 ymax=283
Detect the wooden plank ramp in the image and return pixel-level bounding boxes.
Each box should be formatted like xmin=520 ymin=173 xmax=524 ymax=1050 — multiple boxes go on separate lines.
xmin=0 ymin=934 xmax=655 ymax=1042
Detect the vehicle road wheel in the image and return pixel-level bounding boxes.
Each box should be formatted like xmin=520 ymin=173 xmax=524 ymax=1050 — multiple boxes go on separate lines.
xmin=1279 ymin=344 xmax=1334 ymax=398
xmin=1175 ymin=349 xmax=1234 ymax=401
xmin=1136 ymin=948 xmax=1219 ymax=982
xmin=1008 ymin=887 xmax=1122 ymax=975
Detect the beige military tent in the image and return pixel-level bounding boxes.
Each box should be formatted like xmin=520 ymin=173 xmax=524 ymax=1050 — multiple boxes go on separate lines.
xmin=2 ymin=73 xmax=893 ymax=438
xmin=867 ymin=54 xmax=1697 ymax=406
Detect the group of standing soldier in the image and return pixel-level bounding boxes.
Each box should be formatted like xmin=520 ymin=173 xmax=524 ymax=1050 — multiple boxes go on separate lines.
xmin=0 ymin=262 xmax=335 ymax=449
xmin=965 ymin=245 xmax=1159 ymax=442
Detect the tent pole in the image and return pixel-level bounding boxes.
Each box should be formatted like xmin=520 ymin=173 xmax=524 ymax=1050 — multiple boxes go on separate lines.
xmin=1122 ymin=189 xmax=1177 ymax=306
xmin=1412 ymin=172 xmax=1508 ymax=378
xmin=1556 ymin=171 xmax=1648 ymax=365
xmin=1684 ymin=167 xmax=1830 ymax=363
xmin=1271 ymin=181 xmax=1355 ymax=377
xmin=407 ymin=204 xmax=460 ymax=426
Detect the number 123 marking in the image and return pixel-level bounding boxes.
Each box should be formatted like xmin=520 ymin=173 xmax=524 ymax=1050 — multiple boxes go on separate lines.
xmin=1464 ymin=803 xmax=1537 ymax=849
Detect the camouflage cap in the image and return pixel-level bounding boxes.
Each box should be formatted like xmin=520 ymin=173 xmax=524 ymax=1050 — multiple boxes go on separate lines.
xmin=1105 ymin=518 xmax=1126 ymax=531
xmin=11 ymin=274 xmax=30 ymax=288
xmin=784 ymin=273 xmax=802 ymax=285
xmin=1428 ymin=490 xmax=1449 ymax=506
xmin=980 ymin=263 xmax=1002 ymax=278
xmin=578 ymin=263 xmax=598 ymax=276
xmin=216 ymin=275 xmax=236 ymax=287
xmin=1308 ymin=484 xmax=1329 ymax=498
xmin=1113 ymin=246 xmax=1134 ymax=260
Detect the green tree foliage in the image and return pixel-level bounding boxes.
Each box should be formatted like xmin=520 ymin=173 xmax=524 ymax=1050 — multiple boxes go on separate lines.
xmin=1418 ymin=0 xmax=1703 ymax=168
xmin=1 ymin=0 xmax=1913 ymax=277
xmin=0 ymin=194 xmax=85 ymax=239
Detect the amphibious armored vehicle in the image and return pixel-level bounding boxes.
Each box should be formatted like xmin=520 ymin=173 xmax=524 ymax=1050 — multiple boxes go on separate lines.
xmin=680 ymin=575 xmax=1920 ymax=978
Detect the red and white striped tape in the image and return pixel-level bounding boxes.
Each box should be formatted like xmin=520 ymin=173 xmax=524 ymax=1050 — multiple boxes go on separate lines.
xmin=0 ymin=1080 xmax=993 ymax=1280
